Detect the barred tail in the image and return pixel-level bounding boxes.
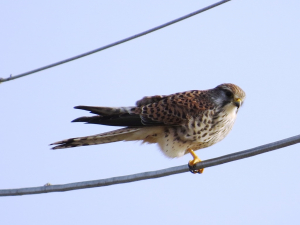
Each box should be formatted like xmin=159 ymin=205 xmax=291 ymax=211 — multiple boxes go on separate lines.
xmin=50 ymin=127 xmax=141 ymax=150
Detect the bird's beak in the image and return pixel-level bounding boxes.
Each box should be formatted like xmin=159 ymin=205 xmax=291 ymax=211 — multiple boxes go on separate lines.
xmin=234 ymin=98 xmax=242 ymax=108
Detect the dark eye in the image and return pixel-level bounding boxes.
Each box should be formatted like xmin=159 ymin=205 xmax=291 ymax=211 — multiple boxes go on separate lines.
xmin=225 ymin=90 xmax=233 ymax=98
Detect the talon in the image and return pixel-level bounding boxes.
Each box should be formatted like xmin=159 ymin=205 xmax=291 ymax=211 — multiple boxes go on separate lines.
xmin=187 ymin=148 xmax=204 ymax=174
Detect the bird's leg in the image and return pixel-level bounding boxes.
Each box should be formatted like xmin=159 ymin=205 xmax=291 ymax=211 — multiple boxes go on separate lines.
xmin=187 ymin=148 xmax=204 ymax=174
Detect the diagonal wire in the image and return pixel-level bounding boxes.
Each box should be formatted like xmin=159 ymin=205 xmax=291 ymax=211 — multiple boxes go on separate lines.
xmin=1 ymin=133 xmax=299 ymax=197
xmin=0 ymin=0 xmax=231 ymax=83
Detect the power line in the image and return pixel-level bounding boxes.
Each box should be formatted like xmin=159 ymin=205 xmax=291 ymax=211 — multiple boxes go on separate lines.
xmin=1 ymin=133 xmax=299 ymax=197
xmin=0 ymin=0 xmax=231 ymax=83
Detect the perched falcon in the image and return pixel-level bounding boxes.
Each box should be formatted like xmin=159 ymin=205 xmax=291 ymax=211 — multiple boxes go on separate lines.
xmin=51 ymin=83 xmax=245 ymax=173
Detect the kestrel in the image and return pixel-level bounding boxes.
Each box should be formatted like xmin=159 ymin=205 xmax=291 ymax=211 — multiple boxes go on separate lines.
xmin=51 ymin=83 xmax=245 ymax=173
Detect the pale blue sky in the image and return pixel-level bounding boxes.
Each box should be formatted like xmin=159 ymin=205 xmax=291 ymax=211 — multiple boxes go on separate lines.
xmin=1 ymin=0 xmax=300 ymax=224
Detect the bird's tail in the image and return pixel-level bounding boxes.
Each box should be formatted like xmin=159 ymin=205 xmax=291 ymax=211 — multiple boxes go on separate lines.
xmin=50 ymin=127 xmax=142 ymax=150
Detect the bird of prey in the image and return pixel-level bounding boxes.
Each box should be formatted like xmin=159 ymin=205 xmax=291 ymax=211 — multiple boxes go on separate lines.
xmin=51 ymin=83 xmax=245 ymax=173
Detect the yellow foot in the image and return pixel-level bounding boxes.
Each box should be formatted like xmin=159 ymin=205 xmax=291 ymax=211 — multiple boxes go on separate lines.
xmin=188 ymin=148 xmax=204 ymax=174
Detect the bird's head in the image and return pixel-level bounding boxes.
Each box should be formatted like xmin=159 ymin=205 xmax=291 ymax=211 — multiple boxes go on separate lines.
xmin=211 ymin=83 xmax=246 ymax=111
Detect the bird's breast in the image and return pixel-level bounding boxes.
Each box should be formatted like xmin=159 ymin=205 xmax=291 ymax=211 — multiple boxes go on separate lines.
xmin=178 ymin=107 xmax=238 ymax=146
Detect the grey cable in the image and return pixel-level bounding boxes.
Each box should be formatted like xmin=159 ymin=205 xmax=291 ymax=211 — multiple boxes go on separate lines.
xmin=0 ymin=0 xmax=231 ymax=83
xmin=1 ymin=133 xmax=299 ymax=197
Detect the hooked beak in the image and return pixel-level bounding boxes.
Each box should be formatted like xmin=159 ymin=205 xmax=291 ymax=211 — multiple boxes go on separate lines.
xmin=234 ymin=98 xmax=242 ymax=108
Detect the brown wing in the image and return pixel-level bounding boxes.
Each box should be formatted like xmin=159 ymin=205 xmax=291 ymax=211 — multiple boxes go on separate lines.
xmin=134 ymin=90 xmax=215 ymax=126
xmin=72 ymin=90 xmax=215 ymax=127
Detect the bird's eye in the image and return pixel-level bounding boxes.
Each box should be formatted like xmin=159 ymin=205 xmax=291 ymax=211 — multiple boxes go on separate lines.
xmin=225 ymin=90 xmax=233 ymax=98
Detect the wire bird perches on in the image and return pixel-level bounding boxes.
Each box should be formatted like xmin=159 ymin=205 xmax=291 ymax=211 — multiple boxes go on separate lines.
xmin=0 ymin=0 xmax=231 ymax=83
xmin=1 ymin=134 xmax=300 ymax=197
